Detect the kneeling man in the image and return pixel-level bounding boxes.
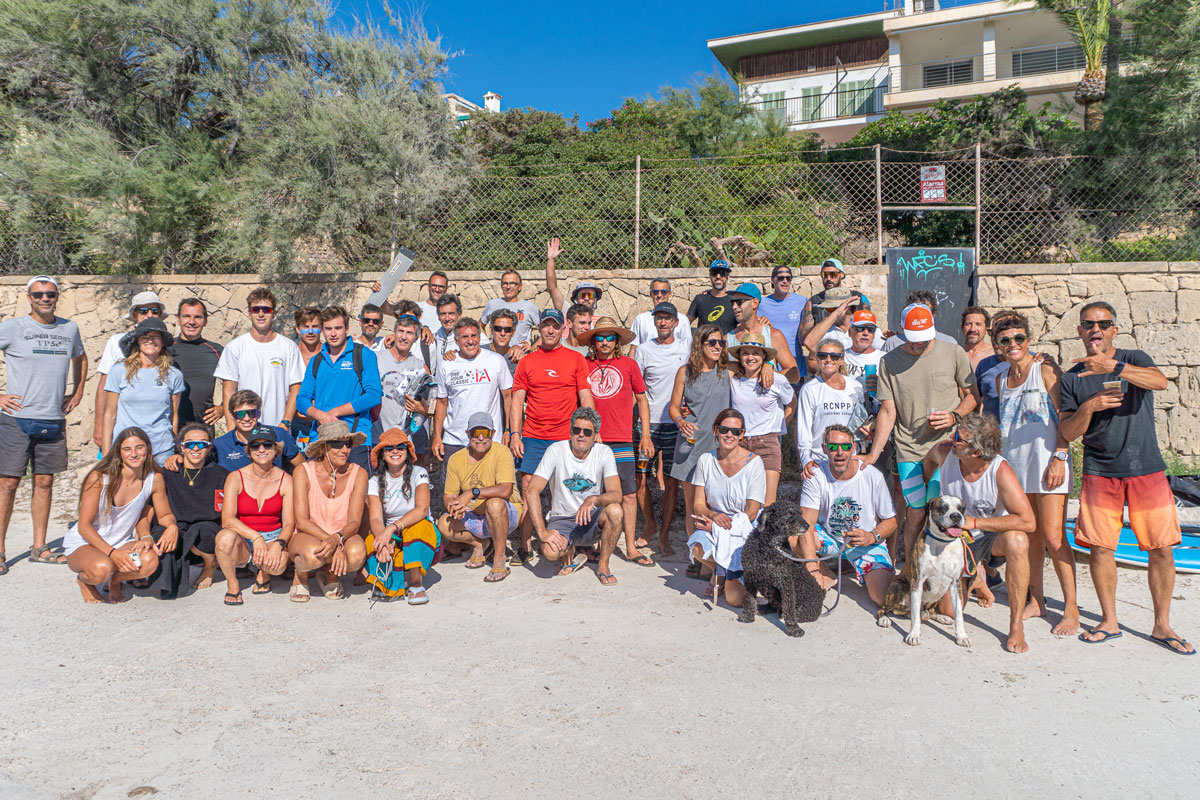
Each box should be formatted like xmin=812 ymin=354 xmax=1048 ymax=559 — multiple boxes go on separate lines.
xmin=924 ymin=412 xmax=1036 ymax=653
xmin=524 ymin=407 xmax=624 ymax=585
xmin=794 ymin=424 xmax=897 ymax=610
xmin=440 ymin=412 xmax=523 ymax=583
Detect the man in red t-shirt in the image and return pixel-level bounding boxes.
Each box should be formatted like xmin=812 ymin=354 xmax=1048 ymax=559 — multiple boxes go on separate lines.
xmin=509 ymin=308 xmax=595 ymax=564
xmin=581 ymin=318 xmax=653 ymax=566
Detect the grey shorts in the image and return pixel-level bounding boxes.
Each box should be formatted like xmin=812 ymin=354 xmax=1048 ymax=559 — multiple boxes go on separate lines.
xmin=0 ymin=414 xmax=68 ymax=476
xmin=547 ymin=509 xmax=603 ymax=548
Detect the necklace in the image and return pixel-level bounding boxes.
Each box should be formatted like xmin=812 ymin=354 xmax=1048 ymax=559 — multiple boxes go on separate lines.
xmin=325 ymin=457 xmax=342 ymax=498
xmin=182 ymin=464 xmax=202 ymax=486
xmin=1010 ymin=355 xmax=1035 ymax=384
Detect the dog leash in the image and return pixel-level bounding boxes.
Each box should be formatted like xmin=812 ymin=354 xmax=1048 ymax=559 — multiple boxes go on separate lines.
xmin=775 ymin=541 xmax=848 ymax=617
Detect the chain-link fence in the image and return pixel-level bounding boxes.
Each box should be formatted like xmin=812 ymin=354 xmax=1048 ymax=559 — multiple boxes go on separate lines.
xmin=2 ymin=146 xmax=1196 ymax=274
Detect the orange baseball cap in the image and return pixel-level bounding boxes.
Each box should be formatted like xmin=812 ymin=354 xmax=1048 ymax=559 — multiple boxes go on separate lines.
xmin=851 ymin=309 xmax=877 ymax=327
xmin=901 ymin=303 xmax=936 ymax=342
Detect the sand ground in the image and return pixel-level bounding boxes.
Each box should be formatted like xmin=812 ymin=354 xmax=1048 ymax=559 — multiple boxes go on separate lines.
xmin=1 ymin=491 xmax=1198 ymax=799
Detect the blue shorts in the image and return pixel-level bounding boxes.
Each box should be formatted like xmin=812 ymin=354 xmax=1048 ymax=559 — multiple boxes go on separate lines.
xmin=814 ymin=524 xmax=893 ymax=582
xmin=461 ymin=502 xmax=520 ymax=540
xmin=518 ymin=437 xmax=557 ymax=475
xmin=240 ymin=528 xmax=281 ymax=565
xmin=897 ymin=460 xmax=927 ymax=509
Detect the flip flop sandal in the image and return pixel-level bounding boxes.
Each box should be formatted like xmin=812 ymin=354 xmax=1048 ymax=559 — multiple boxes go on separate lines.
xmin=628 ymin=552 xmax=654 ymax=567
xmin=29 ymin=544 xmax=67 ymax=565
xmin=252 ymin=578 xmax=272 ymax=594
xmin=464 ymin=554 xmax=488 ymax=569
xmin=0 ymin=553 xmax=7 ymax=576
xmin=406 ymin=586 xmax=430 ymax=605
xmin=223 ymin=591 xmax=243 ymax=606
xmin=597 ymin=571 xmax=617 ymax=587
xmin=509 ymin=547 xmax=532 ymax=567
xmin=1151 ymin=635 xmax=1196 ymax=656
xmin=290 ymin=583 xmax=311 ymax=603
xmin=1078 ymin=628 xmax=1122 ymax=644
xmin=484 ymin=566 xmax=511 ymax=583
xmin=558 ymin=553 xmax=588 ymax=576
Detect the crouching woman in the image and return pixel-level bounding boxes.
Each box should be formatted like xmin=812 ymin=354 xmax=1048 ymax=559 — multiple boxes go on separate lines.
xmin=687 ymin=409 xmax=766 ymax=609
xmin=65 ymin=427 xmax=177 ymax=604
xmin=290 ymin=420 xmax=369 ymax=601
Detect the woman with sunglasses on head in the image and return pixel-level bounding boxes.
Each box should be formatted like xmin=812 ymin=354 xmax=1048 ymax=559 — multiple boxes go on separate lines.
xmin=208 ymin=390 xmax=304 ymax=472
xmin=213 ymin=425 xmax=295 ymax=605
xmin=290 ymin=420 xmax=369 ymax=601
xmin=64 ymin=427 xmax=176 ymax=604
xmin=993 ymin=313 xmax=1078 ymax=635
xmin=147 ymin=423 xmax=229 ymax=597
xmin=365 ymin=428 xmax=440 ymax=603
xmin=729 ymin=334 xmax=793 ymax=506
xmin=687 ymin=409 xmax=765 ymax=609
xmin=797 ymin=338 xmax=866 ymax=480
xmin=102 ymin=318 xmax=185 ymax=466
xmin=668 ymin=324 xmax=732 ymax=538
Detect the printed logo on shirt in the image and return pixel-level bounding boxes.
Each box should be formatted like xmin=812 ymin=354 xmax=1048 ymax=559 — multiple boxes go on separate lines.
xmin=446 ymin=367 xmax=492 ymax=388
xmin=706 ymin=306 xmax=725 ymax=323
xmin=563 ymin=472 xmax=597 ymax=494
xmin=545 ymin=369 xmax=559 ymax=377
xmin=823 ymin=401 xmax=854 ymax=412
xmin=214 ymin=489 xmax=224 ymax=513
xmin=972 ymin=500 xmax=996 ymax=518
xmin=269 ymin=357 xmax=284 ymax=368
xmin=588 ymin=366 xmax=624 ymax=399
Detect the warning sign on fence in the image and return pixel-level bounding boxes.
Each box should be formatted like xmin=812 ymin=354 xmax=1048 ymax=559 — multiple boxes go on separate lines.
xmin=920 ymin=165 xmax=946 ymax=203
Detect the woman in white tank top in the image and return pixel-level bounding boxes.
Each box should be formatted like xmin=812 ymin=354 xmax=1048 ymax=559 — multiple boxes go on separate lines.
xmin=65 ymin=427 xmax=177 ymax=604
xmin=991 ymin=314 xmax=1079 ymax=636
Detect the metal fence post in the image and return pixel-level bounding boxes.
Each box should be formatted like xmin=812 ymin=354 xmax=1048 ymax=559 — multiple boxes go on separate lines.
xmin=634 ymin=154 xmax=642 ymax=269
xmin=974 ymin=142 xmax=982 ymax=263
xmin=875 ymin=144 xmax=883 ymax=265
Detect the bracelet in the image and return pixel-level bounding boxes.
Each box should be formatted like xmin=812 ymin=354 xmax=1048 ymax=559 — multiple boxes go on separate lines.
xmin=107 ymin=546 xmax=115 ymax=558
xmin=951 ymin=411 xmax=962 ymax=424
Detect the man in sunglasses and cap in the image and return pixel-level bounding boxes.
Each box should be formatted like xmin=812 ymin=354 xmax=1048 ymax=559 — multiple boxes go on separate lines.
xmin=687 ymin=259 xmax=736 ymax=334
xmin=727 ymin=282 xmax=800 ymax=384
xmin=802 ymin=290 xmax=885 ymax=375
xmin=92 ymin=289 xmax=166 ymax=451
xmin=0 ymin=276 xmax=88 ymax=571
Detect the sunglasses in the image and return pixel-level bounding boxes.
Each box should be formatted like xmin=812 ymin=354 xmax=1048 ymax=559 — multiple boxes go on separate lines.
xmin=593 ymin=333 xmax=617 ymax=343
xmin=730 ymin=298 xmax=750 ymax=306
xmin=773 ymin=275 xmax=792 ymax=282
xmin=820 ymin=271 xmax=841 ymax=279
xmin=853 ymin=324 xmax=877 ymax=333
xmin=716 ymin=424 xmax=743 ymax=436
xmin=703 ymin=338 xmax=724 ymax=348
xmin=299 ymin=326 xmax=321 ymax=335
xmin=325 ymin=439 xmax=353 ymax=450
xmin=361 ymin=317 xmax=382 ymax=326
xmin=181 ymin=441 xmax=211 ymax=451
xmin=469 ymin=428 xmax=493 ymax=439
xmin=233 ymin=409 xmax=260 ymax=420
xmin=492 ymin=325 xmax=514 ymax=333
xmin=397 ymin=314 xmax=421 ymax=324
xmin=250 ymin=305 xmax=275 ymax=315
xmin=1081 ymin=319 xmax=1114 ymax=330
xmin=817 ymin=352 xmax=844 ymax=361
xmin=651 ymin=288 xmax=670 ymax=295
xmin=953 ymin=431 xmax=978 ymax=452
xmin=997 ymin=334 xmax=1028 ymax=347
xmin=570 ymin=426 xmax=596 ymax=437
xmin=30 ymin=291 xmax=58 ymax=300
xmin=248 ymin=441 xmax=274 ymax=451
xmin=381 ymin=444 xmax=408 ymax=453
xmin=576 ymin=292 xmax=597 ymax=300
xmin=825 ymin=442 xmax=853 ymax=452
xmin=135 ymin=306 xmax=163 ymax=316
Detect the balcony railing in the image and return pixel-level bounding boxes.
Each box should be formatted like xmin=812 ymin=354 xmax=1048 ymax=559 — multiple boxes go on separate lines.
xmin=888 ymin=41 xmax=1094 ymax=92
xmin=744 ymin=86 xmax=886 ymax=126
xmin=901 ymin=0 xmax=991 ymax=14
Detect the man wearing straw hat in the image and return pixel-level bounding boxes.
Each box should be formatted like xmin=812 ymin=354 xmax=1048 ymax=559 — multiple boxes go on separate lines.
xmin=580 ymin=317 xmax=654 ymax=567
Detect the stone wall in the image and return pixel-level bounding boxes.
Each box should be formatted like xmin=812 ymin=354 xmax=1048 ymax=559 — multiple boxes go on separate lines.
xmin=1 ymin=262 xmax=1197 ymax=460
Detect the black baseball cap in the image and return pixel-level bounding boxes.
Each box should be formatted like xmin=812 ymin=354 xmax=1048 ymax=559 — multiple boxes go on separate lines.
xmin=246 ymin=426 xmax=278 ymax=446
xmin=651 ymin=302 xmax=678 ymax=317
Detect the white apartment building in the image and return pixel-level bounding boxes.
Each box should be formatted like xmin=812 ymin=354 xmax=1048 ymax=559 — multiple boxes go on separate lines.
xmin=708 ymin=0 xmax=1093 ymax=144
xmin=443 ymin=91 xmax=502 ymax=126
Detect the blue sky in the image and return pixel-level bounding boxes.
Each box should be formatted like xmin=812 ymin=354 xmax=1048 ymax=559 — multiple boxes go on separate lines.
xmin=333 ymin=1 xmax=889 ymax=125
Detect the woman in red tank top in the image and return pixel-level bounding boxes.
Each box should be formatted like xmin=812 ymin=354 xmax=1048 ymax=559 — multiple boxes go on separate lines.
xmin=213 ymin=426 xmax=294 ymax=606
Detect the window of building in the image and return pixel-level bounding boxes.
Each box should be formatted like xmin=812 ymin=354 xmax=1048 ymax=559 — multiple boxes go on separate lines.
xmin=838 ymin=79 xmax=876 ymax=117
xmin=800 ymin=87 xmax=822 ymax=121
xmin=1012 ymin=44 xmax=1086 ymax=77
xmin=922 ymin=59 xmax=974 ymax=88
xmin=761 ymin=90 xmax=787 ymax=123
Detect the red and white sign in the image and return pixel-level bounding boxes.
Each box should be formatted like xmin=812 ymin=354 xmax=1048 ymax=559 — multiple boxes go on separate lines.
xmin=920 ymin=165 xmax=946 ymax=204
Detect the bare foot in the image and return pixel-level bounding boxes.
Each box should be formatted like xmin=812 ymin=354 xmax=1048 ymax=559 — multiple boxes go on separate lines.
xmin=1006 ymin=627 xmax=1029 ymax=653
xmin=108 ymin=581 xmax=128 ymax=604
xmin=1051 ymin=611 xmax=1080 ymax=637
xmin=812 ymin=570 xmax=836 ymax=591
xmin=78 ymin=578 xmax=105 ymax=605
xmin=635 ymin=536 xmax=651 ymax=549
xmin=1023 ymin=596 xmax=1047 ymax=620
xmin=973 ymin=584 xmax=995 ymax=608
xmin=192 ymin=568 xmax=214 ymax=590
xmin=657 ymin=537 xmax=676 ymax=556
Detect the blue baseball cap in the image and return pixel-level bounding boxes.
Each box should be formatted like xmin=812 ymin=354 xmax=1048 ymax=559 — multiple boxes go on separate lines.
xmin=540 ymin=308 xmax=565 ymax=326
xmin=709 ymin=259 xmax=731 ymax=273
xmin=821 ymin=257 xmax=845 ymax=273
xmin=651 ymin=302 xmax=678 ymax=317
xmin=729 ymin=282 xmax=762 ymax=302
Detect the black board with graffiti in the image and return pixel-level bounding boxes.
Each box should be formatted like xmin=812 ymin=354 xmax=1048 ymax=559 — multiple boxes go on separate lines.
xmin=885 ymin=247 xmax=976 ymax=346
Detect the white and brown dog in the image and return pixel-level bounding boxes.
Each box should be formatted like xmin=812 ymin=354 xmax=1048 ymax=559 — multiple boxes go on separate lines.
xmin=876 ymin=495 xmax=972 ymax=648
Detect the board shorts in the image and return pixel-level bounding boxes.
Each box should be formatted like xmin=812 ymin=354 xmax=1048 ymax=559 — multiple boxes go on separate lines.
xmin=460 ymin=501 xmax=520 ymax=540
xmin=1075 ymin=472 xmax=1182 ymax=552
xmin=634 ymin=422 xmax=678 ymax=477
xmin=814 ymin=524 xmax=893 ymax=582
xmin=547 ymin=508 xmax=604 ymax=548
xmin=898 ymin=460 xmax=928 ymax=509
xmin=518 ymin=437 xmax=557 ymax=475
xmin=607 ymin=442 xmax=636 ymax=494
xmin=744 ymin=434 xmax=782 ymax=473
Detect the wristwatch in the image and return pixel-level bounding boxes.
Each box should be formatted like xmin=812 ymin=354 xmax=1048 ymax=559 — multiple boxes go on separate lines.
xmin=472 ymin=487 xmax=481 ymax=500
xmin=1112 ymin=361 xmax=1125 ymax=378
xmin=275 ymin=538 xmax=287 ymax=549
xmin=1053 ymin=450 xmax=1069 ymax=462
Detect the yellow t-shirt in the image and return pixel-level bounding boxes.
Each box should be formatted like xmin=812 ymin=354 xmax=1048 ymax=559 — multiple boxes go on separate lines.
xmin=444 ymin=442 xmax=523 ymax=516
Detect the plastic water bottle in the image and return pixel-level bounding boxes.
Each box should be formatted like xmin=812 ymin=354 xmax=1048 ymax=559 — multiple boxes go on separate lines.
xmin=864 ymin=364 xmax=878 ymax=399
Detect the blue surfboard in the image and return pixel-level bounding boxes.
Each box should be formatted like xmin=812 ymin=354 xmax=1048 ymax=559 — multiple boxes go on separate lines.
xmin=1066 ymin=519 xmax=1200 ymax=574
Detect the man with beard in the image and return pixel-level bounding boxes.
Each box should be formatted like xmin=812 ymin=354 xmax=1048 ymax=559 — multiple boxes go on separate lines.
xmin=687 ymin=260 xmax=736 ymax=334
xmin=961 ymin=306 xmax=992 ymax=370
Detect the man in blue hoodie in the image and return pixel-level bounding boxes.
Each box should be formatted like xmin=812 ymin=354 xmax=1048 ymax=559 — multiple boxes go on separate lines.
xmin=297 ymin=305 xmax=383 ymax=471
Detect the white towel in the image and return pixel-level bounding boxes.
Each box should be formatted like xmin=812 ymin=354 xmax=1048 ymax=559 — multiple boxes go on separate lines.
xmin=687 ymin=512 xmax=752 ymax=574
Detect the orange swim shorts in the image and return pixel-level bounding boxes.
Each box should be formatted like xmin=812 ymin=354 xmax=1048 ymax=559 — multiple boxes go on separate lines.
xmin=1075 ymin=471 xmax=1182 ymax=552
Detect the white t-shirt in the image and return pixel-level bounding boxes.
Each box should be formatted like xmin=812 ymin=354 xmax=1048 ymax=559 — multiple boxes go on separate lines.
xmin=729 ymin=375 xmax=794 ymax=436
xmin=844 ymin=347 xmax=884 ymax=383
xmin=800 ymin=461 xmax=895 ymax=539
xmin=97 ymin=332 xmax=125 ymax=376
xmin=822 ymin=327 xmax=886 ymax=352
xmin=689 ymin=451 xmax=766 ymax=517
xmin=419 ymin=301 xmax=440 ymax=333
xmin=534 ymin=440 xmax=618 ymax=519
xmin=368 ymin=467 xmax=430 ymax=524
xmin=632 ymin=335 xmax=690 ymax=424
xmin=434 ymin=349 xmax=513 ymax=446
xmin=630 ymin=310 xmax=691 ymax=348
xmin=796 ymin=376 xmax=866 ymax=465
xmin=213 ymin=333 xmax=304 ymax=427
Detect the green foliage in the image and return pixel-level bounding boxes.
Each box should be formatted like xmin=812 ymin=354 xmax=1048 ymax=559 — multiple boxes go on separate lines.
xmin=0 ymin=0 xmax=468 ymax=275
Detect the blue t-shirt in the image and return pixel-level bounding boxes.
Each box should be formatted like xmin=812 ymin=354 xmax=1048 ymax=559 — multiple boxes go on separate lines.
xmin=214 ymin=425 xmax=300 ymax=471
xmin=110 ymin=366 xmax=186 ymax=455
xmin=975 ymin=354 xmax=1006 ymax=420
xmin=759 ymin=292 xmax=807 ymax=362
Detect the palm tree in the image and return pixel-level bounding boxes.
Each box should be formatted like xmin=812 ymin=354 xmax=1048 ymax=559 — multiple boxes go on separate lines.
xmin=1030 ymin=0 xmax=1114 ymax=130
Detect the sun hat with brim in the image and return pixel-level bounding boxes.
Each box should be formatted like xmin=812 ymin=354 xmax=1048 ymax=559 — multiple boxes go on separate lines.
xmin=307 ymin=419 xmax=367 ymax=459
xmin=579 ymin=316 xmax=634 ymax=346
xmin=816 ymin=288 xmax=858 ymax=309
xmin=370 ymin=427 xmax=416 ymax=471
xmin=127 ymin=290 xmax=167 ymax=322
xmin=119 ymin=317 xmax=174 ymax=357
xmin=728 ymin=332 xmax=778 ymax=363
xmin=901 ymin=303 xmax=937 ymax=343
xmin=570 ymin=281 xmax=603 ymax=302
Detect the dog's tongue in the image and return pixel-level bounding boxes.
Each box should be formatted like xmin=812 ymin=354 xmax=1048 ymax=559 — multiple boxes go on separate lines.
xmin=946 ymin=526 xmax=963 ymax=538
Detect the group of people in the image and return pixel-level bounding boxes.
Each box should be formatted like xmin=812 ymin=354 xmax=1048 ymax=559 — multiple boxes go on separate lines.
xmin=0 ymin=248 xmax=1191 ymax=655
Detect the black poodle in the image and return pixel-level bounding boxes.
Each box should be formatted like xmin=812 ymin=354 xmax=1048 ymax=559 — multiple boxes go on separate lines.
xmin=738 ymin=501 xmax=826 ymax=638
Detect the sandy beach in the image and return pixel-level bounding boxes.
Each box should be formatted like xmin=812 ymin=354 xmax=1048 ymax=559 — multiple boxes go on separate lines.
xmin=1 ymin=495 xmax=1197 ymax=799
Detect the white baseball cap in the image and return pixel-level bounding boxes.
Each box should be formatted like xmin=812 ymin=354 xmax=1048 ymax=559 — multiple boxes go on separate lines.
xmin=26 ymin=275 xmax=58 ymax=291
xmin=901 ymin=303 xmax=937 ymax=342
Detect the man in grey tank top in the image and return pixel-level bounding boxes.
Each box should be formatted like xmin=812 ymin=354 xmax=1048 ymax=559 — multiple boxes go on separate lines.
xmin=923 ymin=413 xmax=1037 ymax=653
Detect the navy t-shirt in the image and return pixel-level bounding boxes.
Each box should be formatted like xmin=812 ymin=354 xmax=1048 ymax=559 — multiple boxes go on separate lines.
xmin=214 ymin=425 xmax=300 ymax=471
xmin=975 ymin=354 xmax=1006 ymax=420
xmin=1059 ymin=348 xmax=1166 ymax=478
